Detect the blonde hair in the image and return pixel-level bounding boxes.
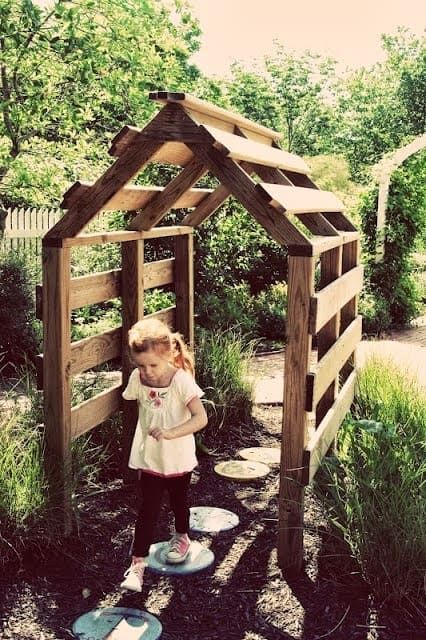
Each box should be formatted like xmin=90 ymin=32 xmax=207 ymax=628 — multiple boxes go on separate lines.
xmin=128 ymin=318 xmax=194 ymax=375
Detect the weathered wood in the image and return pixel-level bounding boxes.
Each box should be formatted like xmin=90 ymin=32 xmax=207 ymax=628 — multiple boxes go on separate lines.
xmin=149 ymin=91 xmax=283 ymax=141
xmin=296 ymin=213 xmax=340 ymax=237
xmin=278 ymin=255 xmax=315 ymax=574
xmin=310 ymin=265 xmax=364 ymax=335
xmin=70 ymin=327 xmax=121 ymax=375
xmin=315 ymin=246 xmax=342 ymax=426
xmin=174 ymin=233 xmax=194 ymax=347
xmin=303 ymin=370 xmax=356 ymax=484
xmin=61 ymin=182 xmax=212 ymax=211
xmin=201 ymin=125 xmax=309 ymax=174
xmin=187 ymin=142 xmax=310 ymax=247
xmin=109 ymin=125 xmax=142 ymax=156
xmin=322 ymin=211 xmax=357 ymax=232
xmin=256 ymin=183 xmax=344 ymax=214
xmin=44 ymin=226 xmax=193 ymax=248
xmin=144 ymin=306 xmax=175 ymax=327
xmin=143 ymin=258 xmax=174 ymax=290
xmin=288 ymin=235 xmax=343 ymax=257
xmin=129 ymin=158 xmax=207 ymax=230
xmin=307 ymin=315 xmax=361 ymax=411
xmin=340 ymin=239 xmax=360 ymax=332
xmin=71 ymin=382 xmax=122 ymax=439
xmin=42 ymin=246 xmax=73 ymax=534
xmin=70 ymin=270 xmax=121 ymax=309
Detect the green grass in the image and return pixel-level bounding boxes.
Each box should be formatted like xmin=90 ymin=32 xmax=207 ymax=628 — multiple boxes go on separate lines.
xmin=316 ymin=356 xmax=426 ymax=616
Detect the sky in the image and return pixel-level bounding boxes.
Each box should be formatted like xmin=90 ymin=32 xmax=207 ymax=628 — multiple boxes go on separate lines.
xmin=188 ymin=0 xmax=426 ymax=76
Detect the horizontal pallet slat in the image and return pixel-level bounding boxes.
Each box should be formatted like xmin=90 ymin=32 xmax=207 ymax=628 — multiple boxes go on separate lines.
xmin=201 ymin=125 xmax=309 ymax=174
xmin=143 ymin=258 xmax=174 ymax=289
xmin=149 ymin=91 xmax=283 ymax=141
xmin=144 ymin=305 xmax=175 ymax=327
xmin=70 ymin=270 xmax=121 ymax=309
xmin=71 ymin=382 xmax=122 ymax=439
xmin=44 ymin=226 xmax=193 ymax=248
xmin=310 ymin=265 xmax=364 ymax=334
xmin=303 ymin=370 xmax=357 ymax=484
xmin=306 ymin=316 xmax=362 ymax=411
xmin=61 ymin=182 xmax=212 ymax=211
xmin=256 ymin=184 xmax=344 ymax=214
xmin=70 ymin=328 xmax=121 ymax=375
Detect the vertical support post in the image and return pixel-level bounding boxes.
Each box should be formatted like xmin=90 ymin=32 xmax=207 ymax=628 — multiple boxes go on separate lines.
xmin=315 ymin=246 xmax=342 ymax=426
xmin=340 ymin=239 xmax=360 ymax=380
xmin=278 ymin=255 xmax=315 ymax=574
xmin=174 ymin=232 xmax=194 ymax=348
xmin=42 ymin=244 xmax=72 ymax=534
xmin=121 ymin=240 xmax=144 ymax=480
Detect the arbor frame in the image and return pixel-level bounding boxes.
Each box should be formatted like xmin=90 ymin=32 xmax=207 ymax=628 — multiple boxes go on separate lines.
xmin=40 ymin=91 xmax=362 ymax=574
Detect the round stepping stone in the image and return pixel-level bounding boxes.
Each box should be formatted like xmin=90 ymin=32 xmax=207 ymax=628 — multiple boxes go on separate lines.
xmin=214 ymin=460 xmax=271 ymax=481
xmin=239 ymin=446 xmax=281 ymax=466
xmin=146 ymin=540 xmax=214 ymax=576
xmin=190 ymin=506 xmax=239 ymax=532
xmin=72 ymin=607 xmax=162 ymax=640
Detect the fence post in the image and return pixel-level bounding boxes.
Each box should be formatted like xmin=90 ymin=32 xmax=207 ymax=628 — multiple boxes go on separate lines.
xmin=174 ymin=231 xmax=194 ymax=348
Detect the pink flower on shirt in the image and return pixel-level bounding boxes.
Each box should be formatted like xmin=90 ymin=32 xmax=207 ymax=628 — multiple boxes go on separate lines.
xmin=146 ymin=389 xmax=168 ymax=408
xmin=149 ymin=389 xmax=157 ymax=399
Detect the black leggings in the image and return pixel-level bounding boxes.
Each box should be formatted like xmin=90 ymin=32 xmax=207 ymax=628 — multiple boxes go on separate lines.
xmin=132 ymin=470 xmax=192 ymax=557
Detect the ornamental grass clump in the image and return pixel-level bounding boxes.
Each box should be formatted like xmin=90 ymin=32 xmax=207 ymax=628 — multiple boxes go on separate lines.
xmin=316 ymin=356 xmax=426 ymax=616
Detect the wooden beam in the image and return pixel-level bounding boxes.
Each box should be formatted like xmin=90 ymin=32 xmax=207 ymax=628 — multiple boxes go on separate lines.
xmin=70 ymin=270 xmax=121 ymax=309
xmin=71 ymin=383 xmax=122 ymax=439
xmin=61 ymin=182 xmax=212 ymax=211
xmin=149 ymin=91 xmax=283 ymax=141
xmin=143 ymin=258 xmax=174 ymax=290
xmin=278 ymin=255 xmax=315 ymax=574
xmin=322 ymin=211 xmax=357 ymax=232
xmin=309 ymin=265 xmax=364 ymax=335
xmin=256 ymin=183 xmax=344 ymax=214
xmin=70 ymin=327 xmax=121 ymax=375
xmin=288 ymin=235 xmax=343 ymax=257
xmin=296 ymin=213 xmax=340 ymax=237
xmin=174 ymin=233 xmax=194 ymax=348
xmin=307 ymin=315 xmax=362 ymax=411
xmin=303 ymin=370 xmax=356 ymax=485
xmin=128 ymin=157 xmax=207 ymax=230
xmin=44 ymin=226 xmax=193 ymax=248
xmin=187 ymin=142 xmax=310 ymax=248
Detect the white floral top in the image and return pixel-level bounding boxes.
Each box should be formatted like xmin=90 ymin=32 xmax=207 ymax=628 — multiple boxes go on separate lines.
xmin=123 ymin=368 xmax=204 ymax=477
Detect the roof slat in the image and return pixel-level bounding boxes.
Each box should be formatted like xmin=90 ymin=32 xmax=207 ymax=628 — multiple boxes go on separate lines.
xmin=256 ymin=184 xmax=344 ymax=214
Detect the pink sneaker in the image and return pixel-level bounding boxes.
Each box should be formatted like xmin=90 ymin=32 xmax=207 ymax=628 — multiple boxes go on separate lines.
xmin=120 ymin=560 xmax=145 ymax=592
xmin=166 ymin=533 xmax=191 ymax=564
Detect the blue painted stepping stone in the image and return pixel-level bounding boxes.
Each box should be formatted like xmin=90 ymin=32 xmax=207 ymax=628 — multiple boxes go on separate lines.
xmin=146 ymin=540 xmax=214 ymax=576
xmin=190 ymin=506 xmax=239 ymax=532
xmin=72 ymin=607 xmax=162 ymax=639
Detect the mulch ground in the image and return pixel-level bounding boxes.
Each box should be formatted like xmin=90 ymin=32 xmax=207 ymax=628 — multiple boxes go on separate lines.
xmin=1 ymin=403 xmax=424 ymax=640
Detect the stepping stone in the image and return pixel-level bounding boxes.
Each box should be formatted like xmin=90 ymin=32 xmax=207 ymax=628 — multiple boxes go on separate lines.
xmin=214 ymin=460 xmax=271 ymax=481
xmin=238 ymin=446 xmax=280 ymax=466
xmin=146 ymin=540 xmax=214 ymax=576
xmin=72 ymin=607 xmax=162 ymax=639
xmin=190 ymin=506 xmax=239 ymax=532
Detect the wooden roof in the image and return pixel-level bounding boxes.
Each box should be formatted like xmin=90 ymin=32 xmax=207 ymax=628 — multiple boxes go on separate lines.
xmin=45 ymin=91 xmax=357 ymax=254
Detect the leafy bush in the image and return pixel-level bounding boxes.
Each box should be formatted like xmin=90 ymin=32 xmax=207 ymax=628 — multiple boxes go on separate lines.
xmin=0 ymin=251 xmax=40 ymax=376
xmin=194 ymin=328 xmax=254 ymax=447
xmin=315 ymin=357 xmax=426 ymax=613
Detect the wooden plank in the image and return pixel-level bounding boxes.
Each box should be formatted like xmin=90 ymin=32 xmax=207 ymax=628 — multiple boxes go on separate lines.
xmin=71 ymin=382 xmax=122 ymax=439
xmin=42 ymin=246 xmax=73 ymax=534
xmin=149 ymin=141 xmax=194 ymax=166
xmin=109 ymin=125 xmax=142 ymax=156
xmin=278 ymin=255 xmax=315 ymax=574
xmin=303 ymin=370 xmax=356 ymax=484
xmin=322 ymin=211 xmax=357 ymax=232
xmin=143 ymin=258 xmax=174 ymax=290
xmin=70 ymin=270 xmax=121 ymax=309
xmin=70 ymin=327 xmax=121 ymax=375
xmin=61 ymin=182 xmax=212 ymax=211
xmin=296 ymin=212 xmax=340 ymax=237
xmin=174 ymin=233 xmax=194 ymax=347
xmin=201 ymin=125 xmax=309 ymax=174
xmin=129 ymin=158 xmax=207 ymax=230
xmin=340 ymin=239 xmax=360 ymax=332
xmin=307 ymin=315 xmax=362 ymax=411
xmin=149 ymin=90 xmax=283 ymax=141
xmin=144 ymin=305 xmax=175 ymax=327
xmin=256 ymin=183 xmax=344 ymax=214
xmin=310 ymin=265 xmax=364 ymax=334
xmin=187 ymin=142 xmax=310 ymax=248
xmin=288 ymin=235 xmax=343 ymax=257
xmin=44 ymin=226 xmax=193 ymax=248
xmin=315 ymin=245 xmax=342 ymax=426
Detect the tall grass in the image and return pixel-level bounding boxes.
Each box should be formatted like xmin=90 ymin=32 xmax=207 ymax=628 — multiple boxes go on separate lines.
xmin=316 ymin=356 xmax=426 ymax=616
xmin=195 ymin=328 xmax=255 ymax=447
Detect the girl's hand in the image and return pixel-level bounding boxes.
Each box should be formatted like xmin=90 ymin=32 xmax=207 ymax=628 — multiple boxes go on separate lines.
xmin=149 ymin=426 xmax=171 ymax=441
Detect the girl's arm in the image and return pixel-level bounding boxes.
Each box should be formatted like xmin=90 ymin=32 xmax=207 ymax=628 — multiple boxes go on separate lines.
xmin=149 ymin=396 xmax=207 ymax=441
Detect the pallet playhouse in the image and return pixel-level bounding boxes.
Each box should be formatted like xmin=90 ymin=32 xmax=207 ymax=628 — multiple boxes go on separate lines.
xmin=39 ymin=91 xmax=363 ymax=576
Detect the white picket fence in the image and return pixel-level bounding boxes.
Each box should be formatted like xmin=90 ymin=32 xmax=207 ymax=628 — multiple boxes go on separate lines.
xmin=0 ymin=207 xmax=61 ymax=254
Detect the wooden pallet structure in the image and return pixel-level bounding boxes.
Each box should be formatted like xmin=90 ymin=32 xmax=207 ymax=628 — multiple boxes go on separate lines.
xmin=39 ymin=91 xmax=363 ymax=575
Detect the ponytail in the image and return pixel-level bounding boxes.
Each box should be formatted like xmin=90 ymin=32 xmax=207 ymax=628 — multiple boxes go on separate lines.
xmin=172 ymin=332 xmax=194 ymax=375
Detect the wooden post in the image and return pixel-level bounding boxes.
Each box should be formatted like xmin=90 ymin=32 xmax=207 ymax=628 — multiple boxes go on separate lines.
xmin=42 ymin=245 xmax=72 ymax=534
xmin=340 ymin=239 xmax=360 ymax=382
xmin=278 ymin=255 xmax=315 ymax=574
xmin=174 ymin=232 xmax=194 ymax=348
xmin=315 ymin=246 xmax=342 ymax=426
xmin=121 ymin=240 xmax=144 ymax=480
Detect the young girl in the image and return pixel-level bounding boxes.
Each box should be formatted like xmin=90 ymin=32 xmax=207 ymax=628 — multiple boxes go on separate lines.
xmin=120 ymin=318 xmax=208 ymax=592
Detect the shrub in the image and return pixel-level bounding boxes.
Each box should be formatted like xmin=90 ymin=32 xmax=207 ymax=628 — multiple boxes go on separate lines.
xmin=0 ymin=251 xmax=40 ymax=376
xmin=315 ymin=357 xmax=426 ymax=613
xmin=196 ymin=283 xmax=258 ymax=336
xmin=194 ymin=328 xmax=254 ymax=447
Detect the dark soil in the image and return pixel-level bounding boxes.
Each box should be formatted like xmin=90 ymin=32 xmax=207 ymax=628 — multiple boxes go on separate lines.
xmin=0 ymin=405 xmax=424 ymax=640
